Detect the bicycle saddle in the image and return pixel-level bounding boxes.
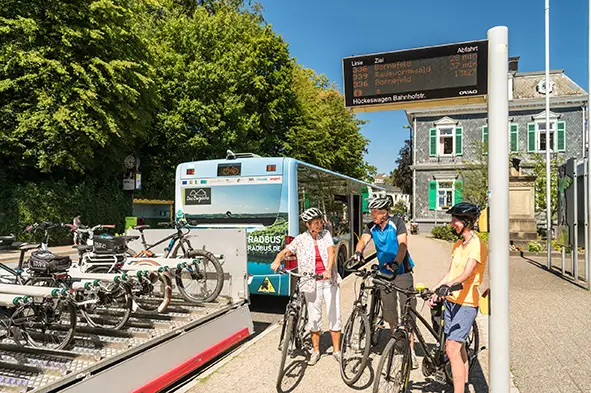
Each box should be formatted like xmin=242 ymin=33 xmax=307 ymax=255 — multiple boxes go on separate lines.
xmin=14 ymin=243 xmax=39 ymax=251
xmin=74 ymin=245 xmax=94 ymax=252
xmin=0 ymin=235 xmax=15 ymax=241
xmin=133 ymin=225 xmax=151 ymax=230
xmin=119 ymin=235 xmax=140 ymax=242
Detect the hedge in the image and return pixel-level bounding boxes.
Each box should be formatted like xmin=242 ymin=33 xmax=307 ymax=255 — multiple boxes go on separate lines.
xmin=0 ymin=179 xmax=131 ymax=245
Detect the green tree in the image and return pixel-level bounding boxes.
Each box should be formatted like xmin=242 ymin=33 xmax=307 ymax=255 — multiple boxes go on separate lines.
xmin=392 ymin=199 xmax=407 ymax=216
xmin=457 ymin=140 xmax=489 ymax=208
xmin=138 ymin=2 xmax=298 ymax=197
xmin=390 ymin=138 xmax=412 ymax=195
xmin=0 ymin=0 xmax=156 ymax=179
xmin=532 ymin=153 xmax=562 ymax=220
xmin=286 ymin=66 xmax=375 ymax=181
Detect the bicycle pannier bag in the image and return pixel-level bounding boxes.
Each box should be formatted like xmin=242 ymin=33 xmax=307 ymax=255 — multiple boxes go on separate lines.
xmin=28 ymin=251 xmax=72 ymax=273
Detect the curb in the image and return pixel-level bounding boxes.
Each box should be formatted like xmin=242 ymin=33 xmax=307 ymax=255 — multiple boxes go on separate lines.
xmin=175 ymin=321 xmax=281 ymax=393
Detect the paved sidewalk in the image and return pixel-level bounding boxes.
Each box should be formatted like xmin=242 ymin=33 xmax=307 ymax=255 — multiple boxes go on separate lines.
xmin=187 ymin=234 xmax=491 ymax=393
xmin=508 ymin=254 xmax=591 ymax=393
xmin=0 ymin=245 xmax=78 ymax=264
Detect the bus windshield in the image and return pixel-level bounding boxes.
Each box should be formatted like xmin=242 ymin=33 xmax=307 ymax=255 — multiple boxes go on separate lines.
xmin=182 ymin=183 xmax=283 ymax=226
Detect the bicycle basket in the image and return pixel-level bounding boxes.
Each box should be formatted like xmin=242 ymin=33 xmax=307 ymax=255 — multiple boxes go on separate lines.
xmin=28 ymin=251 xmax=72 ymax=274
xmin=93 ymin=235 xmax=127 ymax=254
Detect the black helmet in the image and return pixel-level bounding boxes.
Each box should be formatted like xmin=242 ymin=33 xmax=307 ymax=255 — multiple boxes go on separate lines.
xmin=446 ymin=202 xmax=481 ymax=218
xmin=368 ymin=197 xmax=392 ymax=210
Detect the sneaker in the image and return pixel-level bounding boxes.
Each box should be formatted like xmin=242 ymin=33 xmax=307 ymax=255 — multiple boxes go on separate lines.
xmin=333 ymin=351 xmax=342 ymax=363
xmin=308 ymin=351 xmax=320 ymax=366
xmin=411 ymin=352 xmax=419 ymax=370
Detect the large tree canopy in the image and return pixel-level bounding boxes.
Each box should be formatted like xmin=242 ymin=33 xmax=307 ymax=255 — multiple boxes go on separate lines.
xmin=0 ymin=0 xmax=375 ymax=205
xmin=0 ymin=0 xmax=156 ymax=179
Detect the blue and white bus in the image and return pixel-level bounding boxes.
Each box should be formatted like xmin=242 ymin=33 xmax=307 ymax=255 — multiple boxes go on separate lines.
xmin=174 ymin=153 xmax=378 ymax=297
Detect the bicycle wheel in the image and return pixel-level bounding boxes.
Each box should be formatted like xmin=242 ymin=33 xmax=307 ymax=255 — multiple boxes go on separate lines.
xmin=79 ymin=283 xmax=133 ymax=330
xmin=175 ymin=249 xmax=224 ymax=303
xmin=277 ymin=313 xmax=295 ymax=391
xmin=373 ymin=332 xmax=410 ymax=393
xmin=133 ymin=272 xmax=172 ymax=313
xmin=444 ymin=319 xmax=480 ymax=384
xmin=340 ymin=305 xmax=371 ymax=386
xmin=15 ymin=299 xmax=77 ymax=350
xmin=371 ymin=292 xmax=384 ymax=347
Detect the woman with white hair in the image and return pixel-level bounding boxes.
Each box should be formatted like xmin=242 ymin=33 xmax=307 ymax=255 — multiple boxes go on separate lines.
xmin=271 ymin=207 xmax=342 ymax=366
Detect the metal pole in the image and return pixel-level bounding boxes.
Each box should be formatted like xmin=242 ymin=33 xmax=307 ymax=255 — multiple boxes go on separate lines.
xmin=545 ymin=0 xmax=552 ymax=269
xmin=587 ymin=0 xmax=591 ymax=288
xmin=487 ymin=26 xmax=511 ymax=393
xmin=573 ymin=160 xmax=578 ymax=277
xmin=561 ymin=246 xmax=565 ymax=275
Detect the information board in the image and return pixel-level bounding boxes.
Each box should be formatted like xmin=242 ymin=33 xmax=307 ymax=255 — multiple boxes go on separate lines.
xmin=343 ymin=40 xmax=488 ymax=109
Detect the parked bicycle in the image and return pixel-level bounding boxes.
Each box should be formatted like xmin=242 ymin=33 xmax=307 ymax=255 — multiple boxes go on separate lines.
xmin=276 ymin=267 xmax=323 ymax=391
xmin=127 ymin=221 xmax=224 ymax=303
xmin=372 ymin=281 xmax=481 ymax=393
xmin=0 ymin=287 xmax=76 ymax=350
xmin=1 ymin=227 xmax=133 ymax=331
xmin=340 ymin=258 xmax=391 ymax=386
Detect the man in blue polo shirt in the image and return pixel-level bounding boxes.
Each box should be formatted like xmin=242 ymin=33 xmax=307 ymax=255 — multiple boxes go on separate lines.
xmin=354 ymin=197 xmax=418 ymax=368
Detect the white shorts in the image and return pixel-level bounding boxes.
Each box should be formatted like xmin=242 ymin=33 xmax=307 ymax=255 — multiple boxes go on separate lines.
xmin=304 ymin=280 xmax=342 ymax=332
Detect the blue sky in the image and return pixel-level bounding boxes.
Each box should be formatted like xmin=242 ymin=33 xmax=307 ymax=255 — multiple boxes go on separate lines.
xmin=257 ymin=0 xmax=589 ymax=175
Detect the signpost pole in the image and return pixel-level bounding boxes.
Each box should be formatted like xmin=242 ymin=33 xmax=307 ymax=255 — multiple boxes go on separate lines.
xmin=545 ymin=0 xmax=553 ymax=270
xmin=487 ymin=26 xmax=511 ymax=393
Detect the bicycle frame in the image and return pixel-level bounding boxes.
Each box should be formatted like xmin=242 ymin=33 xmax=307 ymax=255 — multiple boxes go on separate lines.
xmin=135 ymin=227 xmax=191 ymax=258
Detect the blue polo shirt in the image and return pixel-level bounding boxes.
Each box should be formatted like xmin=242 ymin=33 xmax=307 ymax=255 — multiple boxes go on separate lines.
xmin=364 ymin=215 xmax=414 ymax=276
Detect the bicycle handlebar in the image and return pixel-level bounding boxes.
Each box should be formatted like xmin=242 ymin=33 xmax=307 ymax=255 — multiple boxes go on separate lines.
xmin=276 ymin=266 xmax=324 ymax=280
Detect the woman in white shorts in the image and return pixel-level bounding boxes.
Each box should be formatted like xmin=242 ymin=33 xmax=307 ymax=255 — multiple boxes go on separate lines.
xmin=272 ymin=208 xmax=342 ymax=366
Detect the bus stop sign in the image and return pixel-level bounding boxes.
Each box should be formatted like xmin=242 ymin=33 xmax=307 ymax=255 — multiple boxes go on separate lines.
xmin=342 ymin=40 xmax=488 ymax=111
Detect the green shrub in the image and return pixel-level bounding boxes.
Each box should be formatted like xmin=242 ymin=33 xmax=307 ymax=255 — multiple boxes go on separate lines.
xmin=477 ymin=232 xmax=488 ymax=244
xmin=0 ymin=179 xmax=131 ymax=246
xmin=431 ymin=225 xmax=460 ymax=242
xmin=527 ymin=241 xmax=543 ymax=253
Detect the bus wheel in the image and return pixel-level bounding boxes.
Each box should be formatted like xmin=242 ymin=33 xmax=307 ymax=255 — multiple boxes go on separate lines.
xmin=337 ymin=248 xmax=347 ymax=278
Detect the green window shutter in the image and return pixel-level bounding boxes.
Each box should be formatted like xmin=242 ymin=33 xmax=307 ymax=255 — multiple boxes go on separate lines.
xmin=429 ymin=181 xmax=437 ymax=210
xmin=454 ymin=180 xmax=463 ymax=204
xmin=527 ymin=122 xmax=536 ymax=152
xmin=429 ymin=128 xmax=437 ymax=157
xmin=557 ymin=120 xmax=566 ymax=152
xmin=510 ymin=123 xmax=519 ymax=152
xmin=482 ymin=126 xmax=488 ymax=155
xmin=455 ymin=127 xmax=463 ymax=156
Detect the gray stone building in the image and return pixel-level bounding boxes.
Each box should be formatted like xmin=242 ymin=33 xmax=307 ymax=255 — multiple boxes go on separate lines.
xmin=406 ymin=57 xmax=587 ymax=231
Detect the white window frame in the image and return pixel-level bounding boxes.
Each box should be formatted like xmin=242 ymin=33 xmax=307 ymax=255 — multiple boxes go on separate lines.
xmin=437 ymin=126 xmax=455 ymax=156
xmin=536 ymin=119 xmax=557 ymax=152
xmin=436 ymin=180 xmax=455 ymax=211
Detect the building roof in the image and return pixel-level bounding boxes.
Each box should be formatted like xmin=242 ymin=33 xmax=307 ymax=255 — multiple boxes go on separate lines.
xmin=512 ymin=70 xmax=586 ymax=100
xmin=405 ymin=68 xmax=587 ymax=119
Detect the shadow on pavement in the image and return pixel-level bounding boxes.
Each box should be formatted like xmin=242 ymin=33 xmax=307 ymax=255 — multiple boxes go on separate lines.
xmin=520 ymin=255 xmax=588 ymax=290
xmin=277 ymin=358 xmax=308 ymax=393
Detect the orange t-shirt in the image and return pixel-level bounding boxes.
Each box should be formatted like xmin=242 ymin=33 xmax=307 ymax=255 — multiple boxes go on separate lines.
xmin=446 ymin=235 xmax=488 ymax=307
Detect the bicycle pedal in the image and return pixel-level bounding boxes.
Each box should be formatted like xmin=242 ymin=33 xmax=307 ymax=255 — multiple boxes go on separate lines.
xmin=433 ymin=370 xmax=447 ymax=384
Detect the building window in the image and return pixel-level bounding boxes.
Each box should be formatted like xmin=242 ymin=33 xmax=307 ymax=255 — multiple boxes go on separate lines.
xmin=437 ymin=181 xmax=454 ymax=210
xmin=439 ymin=127 xmax=454 ymax=155
xmin=537 ymin=121 xmax=556 ymax=152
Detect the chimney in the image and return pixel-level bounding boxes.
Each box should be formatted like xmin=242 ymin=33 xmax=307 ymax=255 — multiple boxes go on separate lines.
xmin=509 ymin=56 xmax=520 ymax=72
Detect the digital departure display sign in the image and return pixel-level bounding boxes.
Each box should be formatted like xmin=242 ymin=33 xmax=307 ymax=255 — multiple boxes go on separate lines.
xmin=342 ymin=40 xmax=488 ymax=109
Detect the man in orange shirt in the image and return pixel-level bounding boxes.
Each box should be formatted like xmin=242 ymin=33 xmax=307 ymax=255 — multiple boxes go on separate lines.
xmin=428 ymin=202 xmax=487 ymax=393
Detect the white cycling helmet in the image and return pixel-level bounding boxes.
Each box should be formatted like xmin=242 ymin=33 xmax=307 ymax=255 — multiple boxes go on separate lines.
xmin=368 ymin=197 xmax=392 ymax=210
xmin=300 ymin=208 xmax=323 ymax=222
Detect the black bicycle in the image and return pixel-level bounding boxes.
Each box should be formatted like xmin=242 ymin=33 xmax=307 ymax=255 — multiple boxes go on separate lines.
xmin=372 ymin=281 xmax=481 ymax=393
xmin=276 ymin=267 xmax=322 ymax=391
xmin=340 ymin=259 xmax=390 ymax=386
xmin=127 ymin=221 xmax=224 ymax=303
